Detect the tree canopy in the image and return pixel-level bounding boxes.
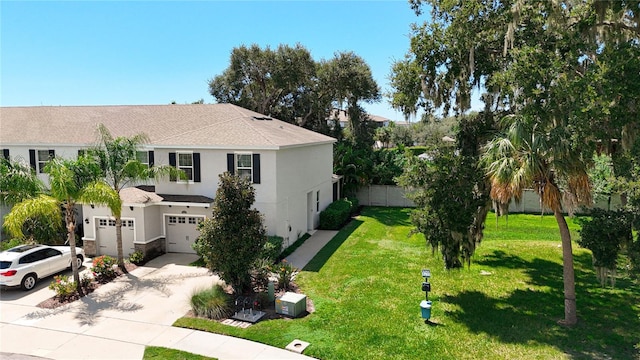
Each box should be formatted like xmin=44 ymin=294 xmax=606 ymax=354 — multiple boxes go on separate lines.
xmin=209 ymin=44 xmax=380 ymax=141
xmin=392 ymin=0 xmax=639 ymax=325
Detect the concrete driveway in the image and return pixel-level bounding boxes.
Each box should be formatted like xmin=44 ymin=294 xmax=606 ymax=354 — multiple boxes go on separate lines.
xmin=0 ymin=254 xmax=313 ymax=360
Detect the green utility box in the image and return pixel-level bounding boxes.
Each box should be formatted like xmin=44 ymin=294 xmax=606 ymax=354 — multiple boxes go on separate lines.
xmin=276 ymin=292 xmax=307 ymax=318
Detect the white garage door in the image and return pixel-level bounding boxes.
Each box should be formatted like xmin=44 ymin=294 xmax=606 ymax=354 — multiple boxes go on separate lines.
xmin=96 ymin=218 xmax=136 ymax=257
xmin=166 ymin=215 xmax=202 ymax=254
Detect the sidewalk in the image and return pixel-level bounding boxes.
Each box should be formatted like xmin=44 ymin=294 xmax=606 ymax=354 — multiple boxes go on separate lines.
xmin=1 ymin=231 xmax=338 ymax=360
xmin=284 ymin=230 xmax=338 ymax=270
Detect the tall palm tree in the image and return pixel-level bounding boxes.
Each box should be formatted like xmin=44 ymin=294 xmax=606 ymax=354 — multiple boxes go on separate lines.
xmin=4 ymin=156 xmax=120 ymax=294
xmin=91 ymin=124 xmax=178 ymax=270
xmin=482 ymin=115 xmax=591 ymax=325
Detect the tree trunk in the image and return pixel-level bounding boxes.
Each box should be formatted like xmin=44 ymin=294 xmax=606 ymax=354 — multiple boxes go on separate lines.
xmin=115 ymin=217 xmax=126 ymax=272
xmin=65 ymin=203 xmax=84 ymax=296
xmin=554 ymin=209 xmax=577 ymax=325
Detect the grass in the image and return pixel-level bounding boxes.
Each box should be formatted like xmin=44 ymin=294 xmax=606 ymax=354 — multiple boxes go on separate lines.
xmin=174 ymin=208 xmax=640 ymax=360
xmin=143 ymin=346 xmax=216 ymax=360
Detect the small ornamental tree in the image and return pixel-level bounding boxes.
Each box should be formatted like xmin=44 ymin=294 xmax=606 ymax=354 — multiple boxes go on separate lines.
xmin=577 ymin=209 xmax=632 ymax=287
xmin=194 ymin=172 xmax=267 ymax=294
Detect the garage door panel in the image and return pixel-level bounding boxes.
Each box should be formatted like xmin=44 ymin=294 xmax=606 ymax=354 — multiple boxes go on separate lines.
xmin=166 ymin=215 xmax=201 ymax=254
xmin=97 ymin=218 xmax=135 ymax=257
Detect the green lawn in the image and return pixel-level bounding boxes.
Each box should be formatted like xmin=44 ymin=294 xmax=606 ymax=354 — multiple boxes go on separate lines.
xmin=143 ymin=346 xmax=216 ymax=360
xmin=175 ymin=208 xmax=640 ymax=360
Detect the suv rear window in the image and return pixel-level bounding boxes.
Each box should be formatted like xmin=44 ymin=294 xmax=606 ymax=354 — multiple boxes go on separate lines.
xmin=0 ymin=261 xmax=12 ymax=269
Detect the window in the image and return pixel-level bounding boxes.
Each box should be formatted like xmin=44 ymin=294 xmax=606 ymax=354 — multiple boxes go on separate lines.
xmin=169 ymin=152 xmax=200 ymax=182
xmin=168 ymin=216 xmax=177 ymax=224
xmin=127 ymin=220 xmax=134 ymax=227
xmin=136 ymin=151 xmax=149 ymax=167
xmin=108 ymin=220 xmax=116 ymax=226
xmin=227 ymin=153 xmax=260 ymax=184
xmin=37 ymin=150 xmax=53 ymax=173
xmin=1 ymin=149 xmax=9 ymax=160
xmin=317 ymin=190 xmax=320 ymax=212
xmin=236 ymin=154 xmax=252 ymax=180
xmin=188 ymin=217 xmax=197 ymax=224
xmin=178 ymin=217 xmax=186 ymax=224
xmin=178 ymin=153 xmax=193 ymax=181
xmin=99 ymin=219 xmax=107 ymax=227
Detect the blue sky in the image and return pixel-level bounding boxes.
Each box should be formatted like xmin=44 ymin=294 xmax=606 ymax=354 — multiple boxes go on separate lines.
xmin=1 ymin=1 xmax=426 ymax=121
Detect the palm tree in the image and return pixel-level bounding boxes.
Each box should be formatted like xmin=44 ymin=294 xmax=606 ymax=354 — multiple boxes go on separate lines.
xmin=91 ymin=124 xmax=178 ymax=270
xmin=0 ymin=157 xmax=43 ymax=206
xmin=482 ymin=115 xmax=591 ymax=325
xmin=4 ymin=155 xmax=120 ymax=295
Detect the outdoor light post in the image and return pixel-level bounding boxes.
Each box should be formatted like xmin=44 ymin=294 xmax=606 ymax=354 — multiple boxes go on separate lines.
xmin=420 ymin=269 xmax=432 ymax=320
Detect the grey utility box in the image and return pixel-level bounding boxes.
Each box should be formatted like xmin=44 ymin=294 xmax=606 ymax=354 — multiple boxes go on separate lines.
xmin=276 ymin=292 xmax=307 ymax=318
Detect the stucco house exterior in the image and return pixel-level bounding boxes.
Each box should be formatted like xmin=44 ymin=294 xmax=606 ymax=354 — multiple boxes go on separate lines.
xmin=0 ymin=104 xmax=337 ymax=257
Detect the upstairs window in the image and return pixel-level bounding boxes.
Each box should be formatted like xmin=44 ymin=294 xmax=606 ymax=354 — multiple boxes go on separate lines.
xmin=227 ymin=153 xmax=260 ymax=184
xmin=169 ymin=152 xmax=200 ymax=183
xmin=29 ymin=149 xmax=55 ymax=173
xmin=236 ymin=154 xmax=252 ymax=180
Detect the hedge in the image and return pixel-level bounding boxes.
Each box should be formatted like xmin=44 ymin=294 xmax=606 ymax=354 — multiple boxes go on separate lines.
xmin=319 ymin=198 xmax=359 ymax=230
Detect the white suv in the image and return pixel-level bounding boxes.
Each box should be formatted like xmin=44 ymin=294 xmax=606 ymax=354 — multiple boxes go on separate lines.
xmin=0 ymin=244 xmax=85 ymax=291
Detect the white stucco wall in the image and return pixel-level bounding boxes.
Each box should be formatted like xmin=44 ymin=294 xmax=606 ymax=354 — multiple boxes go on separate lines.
xmin=274 ymin=143 xmax=334 ymax=242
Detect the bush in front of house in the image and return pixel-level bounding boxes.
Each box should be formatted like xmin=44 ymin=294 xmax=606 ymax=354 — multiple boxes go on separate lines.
xmin=128 ymin=250 xmax=145 ymax=266
xmin=319 ymin=198 xmax=359 ymax=230
xmin=261 ymin=236 xmax=283 ymax=262
xmin=92 ymin=255 xmax=118 ymax=282
xmin=190 ymin=284 xmax=232 ymax=320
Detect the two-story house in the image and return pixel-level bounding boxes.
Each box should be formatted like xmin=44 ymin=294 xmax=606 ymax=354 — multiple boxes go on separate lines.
xmin=0 ymin=104 xmax=337 ymax=257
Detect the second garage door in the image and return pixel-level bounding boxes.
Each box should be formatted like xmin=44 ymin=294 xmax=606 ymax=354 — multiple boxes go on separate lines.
xmin=166 ymin=215 xmax=202 ymax=254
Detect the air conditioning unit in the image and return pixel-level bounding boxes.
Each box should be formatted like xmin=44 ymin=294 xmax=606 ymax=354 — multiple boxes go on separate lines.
xmin=275 ymin=292 xmax=307 ymax=318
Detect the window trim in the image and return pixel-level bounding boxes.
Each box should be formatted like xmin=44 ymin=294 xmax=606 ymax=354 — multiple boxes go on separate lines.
xmin=235 ymin=153 xmax=253 ymax=181
xmin=177 ymin=151 xmax=194 ymax=183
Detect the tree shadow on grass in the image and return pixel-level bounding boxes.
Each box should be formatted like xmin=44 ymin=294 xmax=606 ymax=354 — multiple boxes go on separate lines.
xmin=303 ymin=219 xmax=363 ymax=272
xmin=447 ymin=250 xmax=640 ymax=359
xmin=361 ymin=207 xmax=413 ymax=227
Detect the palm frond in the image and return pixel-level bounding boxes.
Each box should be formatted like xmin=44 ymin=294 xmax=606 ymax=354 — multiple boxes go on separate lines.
xmin=3 ymin=195 xmax=60 ymax=238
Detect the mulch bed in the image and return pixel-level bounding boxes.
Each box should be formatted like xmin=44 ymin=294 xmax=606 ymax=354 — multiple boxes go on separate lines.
xmin=37 ymin=263 xmax=137 ymax=309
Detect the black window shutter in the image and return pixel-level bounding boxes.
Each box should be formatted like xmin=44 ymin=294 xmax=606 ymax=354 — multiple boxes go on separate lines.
xmin=48 ymin=149 xmax=55 ymax=159
xmin=2 ymin=149 xmax=9 ymax=160
xmin=227 ymin=153 xmax=235 ymax=174
xmin=193 ymin=153 xmax=201 ymax=182
xmin=148 ymin=151 xmax=155 ymax=178
xmin=169 ymin=152 xmax=177 ymax=182
xmin=252 ymin=154 xmax=261 ymax=184
xmin=29 ymin=149 xmax=36 ymax=171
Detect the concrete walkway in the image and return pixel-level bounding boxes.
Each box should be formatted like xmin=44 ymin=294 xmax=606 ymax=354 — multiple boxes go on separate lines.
xmin=284 ymin=230 xmax=338 ymax=270
xmin=0 ymin=231 xmax=338 ymax=360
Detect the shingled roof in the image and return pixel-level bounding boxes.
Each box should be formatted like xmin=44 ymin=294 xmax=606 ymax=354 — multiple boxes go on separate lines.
xmin=0 ymin=104 xmax=335 ymax=150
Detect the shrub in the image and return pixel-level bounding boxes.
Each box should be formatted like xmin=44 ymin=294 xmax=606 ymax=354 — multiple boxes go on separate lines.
xmin=319 ymin=198 xmax=358 ymax=230
xmin=49 ymin=275 xmax=77 ymax=300
xmin=260 ymin=236 xmax=283 ymax=262
xmin=190 ymin=284 xmax=232 ymax=320
xmin=275 ymin=259 xmax=296 ymax=291
xmin=0 ymin=238 xmax=27 ymax=251
xmin=92 ymin=255 xmax=118 ymax=281
xmin=128 ymin=250 xmax=145 ymax=265
xmin=251 ymin=257 xmax=272 ymax=291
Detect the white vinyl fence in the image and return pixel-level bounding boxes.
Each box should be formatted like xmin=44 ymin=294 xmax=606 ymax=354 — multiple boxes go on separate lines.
xmin=355 ymin=185 xmax=622 ymax=213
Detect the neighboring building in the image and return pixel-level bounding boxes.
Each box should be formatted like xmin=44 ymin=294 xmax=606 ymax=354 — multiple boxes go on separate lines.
xmin=328 ymin=108 xmax=392 ymax=129
xmin=0 ymin=104 xmax=337 ymax=257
